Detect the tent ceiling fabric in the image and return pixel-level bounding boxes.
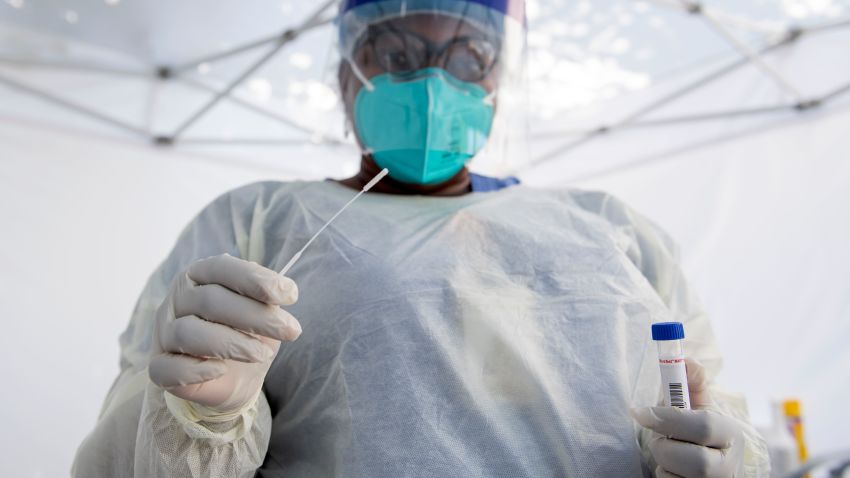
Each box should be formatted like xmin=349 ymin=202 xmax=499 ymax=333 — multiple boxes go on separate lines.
xmin=2 ymin=0 xmax=850 ymax=177
xmin=2 ymin=0 xmax=847 ymax=77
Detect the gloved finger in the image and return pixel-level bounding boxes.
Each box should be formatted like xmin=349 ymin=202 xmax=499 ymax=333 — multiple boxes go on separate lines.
xmin=188 ymin=253 xmax=298 ymax=306
xmin=655 ymin=465 xmax=684 ymax=478
xmin=685 ymin=357 xmax=711 ymax=409
xmin=649 ymin=435 xmax=738 ymax=478
xmin=164 ymin=375 xmax=237 ymax=409
xmin=176 ymin=282 xmax=302 ymax=342
xmin=149 ymin=353 xmax=227 ymax=388
xmin=632 ymin=406 xmax=738 ymax=448
xmin=161 ymin=315 xmax=277 ymax=363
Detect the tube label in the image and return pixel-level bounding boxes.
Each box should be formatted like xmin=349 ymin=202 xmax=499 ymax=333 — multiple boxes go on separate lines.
xmin=659 ymin=356 xmax=691 ymax=409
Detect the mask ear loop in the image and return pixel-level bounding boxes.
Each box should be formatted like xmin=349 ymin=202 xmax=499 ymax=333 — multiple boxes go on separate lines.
xmin=482 ymin=89 xmax=497 ymax=107
xmin=341 ymin=53 xmax=373 ymax=153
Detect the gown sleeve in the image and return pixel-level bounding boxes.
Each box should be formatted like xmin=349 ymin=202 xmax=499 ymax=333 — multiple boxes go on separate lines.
xmin=571 ymin=189 xmax=771 ymax=478
xmin=72 ymin=181 xmax=289 ymax=477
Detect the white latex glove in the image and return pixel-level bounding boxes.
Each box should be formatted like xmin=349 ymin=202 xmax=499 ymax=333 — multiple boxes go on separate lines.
xmin=633 ymin=358 xmax=745 ymax=478
xmin=149 ymin=253 xmax=301 ymax=414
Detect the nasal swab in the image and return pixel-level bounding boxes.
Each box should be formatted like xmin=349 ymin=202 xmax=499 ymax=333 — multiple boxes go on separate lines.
xmin=279 ymin=168 xmax=389 ymax=276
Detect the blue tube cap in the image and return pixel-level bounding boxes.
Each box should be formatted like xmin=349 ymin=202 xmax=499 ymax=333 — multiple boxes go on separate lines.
xmin=652 ymin=322 xmax=685 ymax=341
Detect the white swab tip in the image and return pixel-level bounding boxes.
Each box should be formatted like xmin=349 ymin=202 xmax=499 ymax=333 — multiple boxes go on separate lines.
xmin=363 ymin=168 xmax=389 ymax=191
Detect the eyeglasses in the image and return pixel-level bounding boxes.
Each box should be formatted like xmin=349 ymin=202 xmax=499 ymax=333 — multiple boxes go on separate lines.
xmin=357 ymin=25 xmax=500 ymax=83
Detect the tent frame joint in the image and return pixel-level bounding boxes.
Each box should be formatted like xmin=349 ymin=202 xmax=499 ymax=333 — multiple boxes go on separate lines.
xmin=783 ymin=27 xmax=805 ymax=45
xmin=156 ymin=66 xmax=173 ymax=80
xmin=685 ymin=2 xmax=703 ymax=15
xmin=153 ymin=135 xmax=174 ymax=146
xmin=280 ymin=29 xmax=298 ymax=42
xmin=794 ymin=99 xmax=822 ymax=111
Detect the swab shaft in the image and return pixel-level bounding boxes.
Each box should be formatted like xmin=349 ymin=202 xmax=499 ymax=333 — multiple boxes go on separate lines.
xmin=279 ymin=168 xmax=388 ymax=276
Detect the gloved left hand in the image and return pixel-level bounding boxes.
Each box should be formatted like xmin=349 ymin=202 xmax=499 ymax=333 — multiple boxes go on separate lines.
xmin=632 ymin=358 xmax=745 ymax=478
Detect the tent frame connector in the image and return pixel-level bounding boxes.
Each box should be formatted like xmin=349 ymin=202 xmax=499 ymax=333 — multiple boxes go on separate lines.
xmin=156 ymin=66 xmax=173 ymax=80
xmin=153 ymin=136 xmax=173 ymax=146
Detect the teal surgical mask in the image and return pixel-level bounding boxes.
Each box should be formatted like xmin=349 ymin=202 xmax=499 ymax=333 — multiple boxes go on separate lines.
xmin=353 ymin=67 xmax=494 ymax=185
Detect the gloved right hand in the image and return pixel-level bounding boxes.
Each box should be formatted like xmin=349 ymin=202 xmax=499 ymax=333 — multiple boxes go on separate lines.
xmin=148 ymin=253 xmax=301 ymax=414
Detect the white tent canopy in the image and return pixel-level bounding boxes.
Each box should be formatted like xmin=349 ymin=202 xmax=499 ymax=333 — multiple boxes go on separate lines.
xmin=2 ymin=1 xmax=849 ymax=476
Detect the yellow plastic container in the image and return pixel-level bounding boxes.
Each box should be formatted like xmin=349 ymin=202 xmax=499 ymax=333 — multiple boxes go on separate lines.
xmin=782 ymin=399 xmax=808 ymax=462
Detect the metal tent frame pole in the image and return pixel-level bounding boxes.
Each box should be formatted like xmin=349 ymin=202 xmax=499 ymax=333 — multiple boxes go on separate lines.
xmin=0 ymin=0 xmax=338 ymax=147
xmin=0 ymin=56 xmax=148 ymax=77
xmin=680 ymin=1 xmax=804 ymax=102
xmin=1 ymin=2 xmax=848 ymax=163
xmin=523 ymin=10 xmax=850 ymax=172
xmin=0 ymin=72 xmax=150 ymax=138
xmin=167 ymin=0 xmax=336 ymax=75
xmin=554 ymin=101 xmax=850 ymax=185
xmin=168 ymin=32 xmax=290 ymax=76
xmin=532 ymin=33 xmax=795 ymax=142
xmin=528 ymin=34 xmax=797 ymax=166
xmin=177 ymin=138 xmax=334 ymax=147
xmin=619 ymin=103 xmax=803 ymax=128
xmin=176 ymin=76 xmax=315 ymax=136
xmin=162 ymin=39 xmax=292 ymax=144
xmin=0 ymin=57 xmax=338 ymax=145
xmin=821 ymin=79 xmax=850 ymax=104
xmin=161 ymin=0 xmax=338 ymax=144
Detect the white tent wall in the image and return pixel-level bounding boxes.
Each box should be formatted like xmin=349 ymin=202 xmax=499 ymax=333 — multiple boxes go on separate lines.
xmin=0 ymin=115 xmax=330 ymax=477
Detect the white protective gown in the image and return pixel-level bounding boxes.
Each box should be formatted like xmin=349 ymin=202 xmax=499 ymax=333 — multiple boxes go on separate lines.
xmin=73 ymin=180 xmax=769 ymax=477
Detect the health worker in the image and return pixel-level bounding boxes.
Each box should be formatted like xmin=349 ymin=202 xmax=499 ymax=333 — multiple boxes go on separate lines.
xmin=73 ymin=1 xmax=769 ymax=476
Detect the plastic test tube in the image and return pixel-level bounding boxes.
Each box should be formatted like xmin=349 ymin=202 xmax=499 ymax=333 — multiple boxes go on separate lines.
xmin=652 ymin=322 xmax=691 ymax=409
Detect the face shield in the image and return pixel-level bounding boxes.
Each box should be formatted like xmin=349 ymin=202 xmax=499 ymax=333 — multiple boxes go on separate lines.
xmin=336 ymin=0 xmax=528 ymax=185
